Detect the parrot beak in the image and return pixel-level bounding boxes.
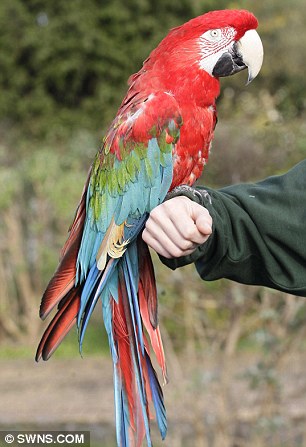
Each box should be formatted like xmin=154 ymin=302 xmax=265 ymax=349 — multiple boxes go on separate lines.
xmin=236 ymin=29 xmax=264 ymax=84
xmin=212 ymin=29 xmax=264 ymax=84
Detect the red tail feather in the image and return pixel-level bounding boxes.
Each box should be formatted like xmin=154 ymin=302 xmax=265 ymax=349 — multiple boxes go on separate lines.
xmin=138 ymin=238 xmax=167 ymax=383
xmin=115 ymin=265 xmax=156 ymax=445
xmin=113 ymin=289 xmax=136 ymax=431
xmin=36 ymin=286 xmax=81 ymax=361
xmin=138 ymin=282 xmax=167 ymax=383
xmin=137 ymin=238 xmax=158 ymax=328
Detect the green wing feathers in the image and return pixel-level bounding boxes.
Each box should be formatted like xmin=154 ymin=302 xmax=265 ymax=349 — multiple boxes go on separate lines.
xmin=76 ymin=92 xmax=182 ymax=280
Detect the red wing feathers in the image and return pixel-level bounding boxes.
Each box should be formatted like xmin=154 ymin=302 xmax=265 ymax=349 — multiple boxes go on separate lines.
xmin=36 ymin=286 xmax=81 ymax=361
xmin=39 ymin=174 xmax=88 ymax=320
xmin=60 ymin=167 xmax=90 ymax=258
xmin=39 ymin=230 xmax=82 ymax=320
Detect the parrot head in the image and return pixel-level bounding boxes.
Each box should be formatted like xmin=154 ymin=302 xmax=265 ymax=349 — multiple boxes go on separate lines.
xmin=145 ymin=9 xmax=263 ymax=89
xmin=197 ymin=10 xmax=264 ymax=84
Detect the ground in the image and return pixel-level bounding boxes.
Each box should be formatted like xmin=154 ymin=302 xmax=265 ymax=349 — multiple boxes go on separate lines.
xmin=1 ymin=354 xmax=306 ymax=446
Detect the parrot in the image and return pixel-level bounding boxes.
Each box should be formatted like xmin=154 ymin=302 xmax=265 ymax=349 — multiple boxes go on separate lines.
xmin=35 ymin=9 xmax=263 ymax=447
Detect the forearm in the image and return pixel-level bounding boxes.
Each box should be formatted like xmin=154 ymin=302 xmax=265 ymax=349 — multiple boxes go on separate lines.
xmin=162 ymin=160 xmax=306 ymax=296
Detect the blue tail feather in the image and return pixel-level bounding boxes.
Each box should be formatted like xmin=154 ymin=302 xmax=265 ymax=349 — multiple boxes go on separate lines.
xmin=124 ymin=247 xmax=145 ymax=357
xmin=114 ymin=366 xmax=122 ymax=446
xmin=78 ymin=264 xmax=101 ymax=326
xmin=78 ymin=259 xmax=118 ymax=352
xmin=121 ymin=390 xmax=130 ymax=447
xmin=107 ymin=268 xmax=119 ymax=303
xmin=122 ymin=253 xmax=145 ymax=360
xmin=101 ymin=286 xmax=118 ymax=363
xmin=118 ymin=263 xmax=152 ymax=447
xmin=145 ymin=351 xmax=167 ymax=440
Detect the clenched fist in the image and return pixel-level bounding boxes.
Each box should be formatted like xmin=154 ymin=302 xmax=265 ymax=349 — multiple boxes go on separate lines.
xmin=142 ymin=196 xmax=212 ymax=258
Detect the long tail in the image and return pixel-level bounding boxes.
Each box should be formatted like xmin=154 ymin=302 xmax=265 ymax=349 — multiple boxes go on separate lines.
xmin=108 ymin=240 xmax=167 ymax=446
xmin=36 ymin=209 xmax=167 ymax=446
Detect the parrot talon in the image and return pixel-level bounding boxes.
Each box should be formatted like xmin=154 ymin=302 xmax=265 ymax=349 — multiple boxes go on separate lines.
xmin=201 ymin=189 xmax=212 ymax=205
xmin=165 ymin=184 xmax=211 ymax=205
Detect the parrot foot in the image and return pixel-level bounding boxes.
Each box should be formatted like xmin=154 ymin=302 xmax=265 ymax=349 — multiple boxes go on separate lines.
xmin=165 ymin=184 xmax=212 ymax=204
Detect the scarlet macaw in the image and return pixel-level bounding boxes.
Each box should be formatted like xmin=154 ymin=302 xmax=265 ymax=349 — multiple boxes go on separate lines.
xmin=36 ymin=9 xmax=263 ymax=447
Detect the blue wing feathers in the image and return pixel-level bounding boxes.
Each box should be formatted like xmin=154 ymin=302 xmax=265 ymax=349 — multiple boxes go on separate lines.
xmin=77 ymin=132 xmax=173 ymax=281
xmin=160 ymin=156 xmax=173 ymax=200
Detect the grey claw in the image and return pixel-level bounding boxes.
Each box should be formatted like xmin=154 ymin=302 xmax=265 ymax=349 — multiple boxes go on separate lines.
xmin=166 ymin=185 xmax=211 ymax=204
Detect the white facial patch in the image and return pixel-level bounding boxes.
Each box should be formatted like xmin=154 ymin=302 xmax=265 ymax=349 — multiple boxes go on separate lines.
xmin=198 ymin=26 xmax=236 ymax=75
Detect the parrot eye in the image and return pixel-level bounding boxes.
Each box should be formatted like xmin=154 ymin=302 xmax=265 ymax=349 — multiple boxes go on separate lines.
xmin=209 ymin=29 xmax=222 ymax=40
xmin=200 ymin=28 xmax=223 ymax=44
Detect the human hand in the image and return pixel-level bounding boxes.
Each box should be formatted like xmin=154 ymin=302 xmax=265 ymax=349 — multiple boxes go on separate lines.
xmin=142 ymin=196 xmax=212 ymax=258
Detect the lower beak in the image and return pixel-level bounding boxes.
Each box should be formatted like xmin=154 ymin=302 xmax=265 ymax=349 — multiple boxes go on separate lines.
xmin=212 ymin=29 xmax=264 ymax=84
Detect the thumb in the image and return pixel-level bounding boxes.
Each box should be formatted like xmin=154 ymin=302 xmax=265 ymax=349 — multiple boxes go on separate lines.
xmin=190 ymin=202 xmax=212 ymax=235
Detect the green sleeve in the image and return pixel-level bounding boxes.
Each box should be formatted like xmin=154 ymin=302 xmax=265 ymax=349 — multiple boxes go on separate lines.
xmin=162 ymin=160 xmax=306 ymax=297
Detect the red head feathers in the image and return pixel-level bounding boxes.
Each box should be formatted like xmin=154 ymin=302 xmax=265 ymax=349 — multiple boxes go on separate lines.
xmin=133 ymin=9 xmax=263 ymax=87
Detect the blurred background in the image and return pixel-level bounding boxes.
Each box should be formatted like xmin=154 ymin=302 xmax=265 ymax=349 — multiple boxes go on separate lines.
xmin=1 ymin=0 xmax=306 ymax=446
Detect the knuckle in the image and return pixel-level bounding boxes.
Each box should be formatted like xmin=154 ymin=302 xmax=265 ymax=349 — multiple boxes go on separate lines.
xmin=142 ymin=229 xmax=150 ymax=244
xmin=183 ymin=225 xmax=195 ymax=241
xmin=144 ymin=219 xmax=150 ymax=229
xmin=180 ymin=239 xmax=193 ymax=251
xmin=170 ymin=246 xmax=183 ymax=258
xmin=145 ymin=218 xmax=154 ymax=231
xmin=149 ymin=206 xmax=162 ymax=222
xmin=149 ymin=207 xmax=158 ymax=219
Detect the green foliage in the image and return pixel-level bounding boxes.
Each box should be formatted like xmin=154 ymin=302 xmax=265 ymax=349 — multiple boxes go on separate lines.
xmin=0 ymin=0 xmax=198 ymax=140
xmin=1 ymin=0 xmax=305 ymax=148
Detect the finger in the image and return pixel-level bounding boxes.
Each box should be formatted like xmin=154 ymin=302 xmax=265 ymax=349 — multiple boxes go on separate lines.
xmin=142 ymin=228 xmax=173 ymax=258
xmin=143 ymin=198 xmax=212 ymax=257
xmin=144 ymin=222 xmax=195 ymax=257
xmin=147 ymin=207 xmax=196 ymax=250
xmin=188 ymin=203 xmax=213 ymax=238
xmin=195 ymin=213 xmax=212 ymax=236
xmin=170 ymin=213 xmax=209 ymax=246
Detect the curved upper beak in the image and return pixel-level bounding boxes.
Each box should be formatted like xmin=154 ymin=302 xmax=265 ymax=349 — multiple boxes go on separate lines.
xmin=212 ymin=29 xmax=264 ymax=85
